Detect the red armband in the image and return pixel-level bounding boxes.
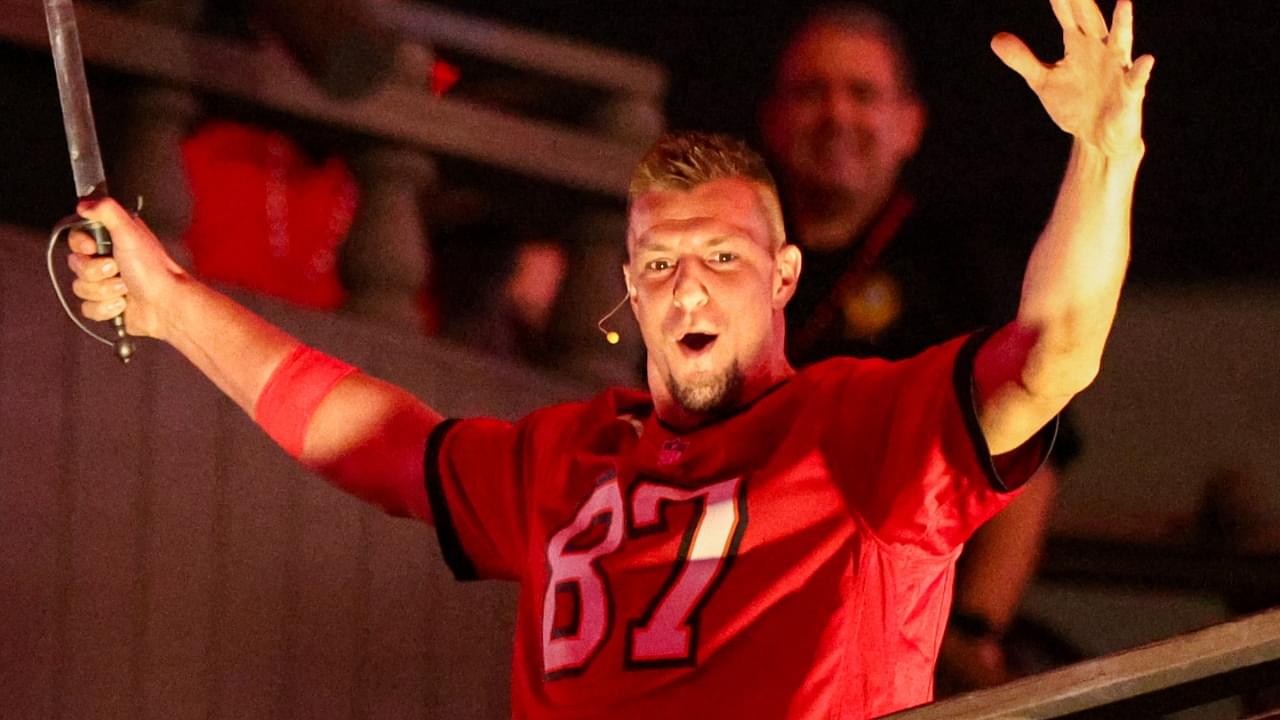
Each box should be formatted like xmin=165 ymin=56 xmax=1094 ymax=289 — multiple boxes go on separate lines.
xmin=254 ymin=344 xmax=358 ymax=458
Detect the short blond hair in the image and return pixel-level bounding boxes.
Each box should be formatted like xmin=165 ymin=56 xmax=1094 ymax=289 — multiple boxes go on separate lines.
xmin=629 ymin=132 xmax=787 ymax=248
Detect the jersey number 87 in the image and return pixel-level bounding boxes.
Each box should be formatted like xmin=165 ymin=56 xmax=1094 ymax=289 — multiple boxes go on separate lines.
xmin=541 ymin=475 xmax=746 ymax=679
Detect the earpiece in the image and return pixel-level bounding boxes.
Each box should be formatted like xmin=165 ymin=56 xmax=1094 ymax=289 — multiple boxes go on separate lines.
xmin=596 ymin=293 xmax=630 ymax=345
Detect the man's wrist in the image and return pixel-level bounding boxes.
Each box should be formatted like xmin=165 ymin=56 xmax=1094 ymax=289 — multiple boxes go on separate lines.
xmin=1074 ymin=137 xmax=1145 ymax=173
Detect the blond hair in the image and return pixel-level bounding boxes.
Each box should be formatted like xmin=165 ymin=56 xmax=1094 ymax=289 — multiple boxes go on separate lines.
xmin=628 ymin=132 xmax=787 ymax=248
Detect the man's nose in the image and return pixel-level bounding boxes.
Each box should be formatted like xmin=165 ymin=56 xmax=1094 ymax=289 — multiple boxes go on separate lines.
xmin=672 ymin=261 xmax=709 ymax=311
xmin=821 ymin=88 xmax=861 ymax=125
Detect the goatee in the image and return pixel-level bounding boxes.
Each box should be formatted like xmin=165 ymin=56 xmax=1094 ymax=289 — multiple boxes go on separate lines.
xmin=668 ymin=362 xmax=743 ymax=417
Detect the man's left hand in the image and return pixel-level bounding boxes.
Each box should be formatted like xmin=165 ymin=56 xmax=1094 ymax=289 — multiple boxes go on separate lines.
xmin=992 ymin=0 xmax=1154 ymax=157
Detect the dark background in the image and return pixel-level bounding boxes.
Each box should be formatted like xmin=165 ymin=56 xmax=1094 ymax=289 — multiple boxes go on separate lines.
xmin=441 ymin=0 xmax=1280 ymax=284
xmin=4 ymin=1 xmax=1278 ymax=283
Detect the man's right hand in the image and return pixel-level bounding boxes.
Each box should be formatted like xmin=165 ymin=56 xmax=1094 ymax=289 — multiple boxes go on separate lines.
xmin=68 ymin=198 xmax=187 ymax=341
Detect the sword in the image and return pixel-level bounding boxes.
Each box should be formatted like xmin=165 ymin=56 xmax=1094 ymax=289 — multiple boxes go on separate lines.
xmin=44 ymin=0 xmax=135 ymax=363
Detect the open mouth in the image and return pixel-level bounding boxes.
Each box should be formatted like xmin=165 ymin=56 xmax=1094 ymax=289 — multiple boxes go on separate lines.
xmin=679 ymin=332 xmax=717 ymax=353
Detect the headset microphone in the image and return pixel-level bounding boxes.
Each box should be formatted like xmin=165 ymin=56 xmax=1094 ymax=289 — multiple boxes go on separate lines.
xmin=596 ymin=294 xmax=630 ymax=345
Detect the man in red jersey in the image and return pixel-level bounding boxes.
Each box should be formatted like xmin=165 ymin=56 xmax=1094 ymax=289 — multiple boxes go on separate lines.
xmin=67 ymin=0 xmax=1152 ymax=716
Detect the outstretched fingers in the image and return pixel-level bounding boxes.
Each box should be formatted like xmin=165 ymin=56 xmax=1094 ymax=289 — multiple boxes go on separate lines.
xmin=1070 ymin=0 xmax=1109 ymax=38
xmin=1112 ymin=1 xmax=1154 ymax=95
xmin=1049 ymin=0 xmax=1076 ymax=35
xmin=1127 ymin=54 xmax=1156 ymax=93
xmin=991 ymin=33 xmax=1047 ymax=89
xmin=1110 ymin=0 xmax=1134 ymax=60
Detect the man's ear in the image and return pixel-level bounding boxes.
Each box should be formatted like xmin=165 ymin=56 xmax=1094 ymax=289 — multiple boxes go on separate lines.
xmin=622 ymin=264 xmax=637 ymax=303
xmin=895 ymin=97 xmax=927 ymax=161
xmin=773 ymin=244 xmax=802 ymax=309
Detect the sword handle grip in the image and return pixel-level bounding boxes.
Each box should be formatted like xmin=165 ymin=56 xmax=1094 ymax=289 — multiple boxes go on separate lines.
xmin=48 ymin=214 xmax=136 ymax=363
xmin=86 ymin=219 xmax=112 ymax=255
xmin=84 ymin=221 xmax=136 ymax=364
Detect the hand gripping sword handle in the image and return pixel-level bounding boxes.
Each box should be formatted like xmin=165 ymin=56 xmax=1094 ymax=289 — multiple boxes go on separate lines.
xmin=48 ymin=215 xmax=135 ymax=364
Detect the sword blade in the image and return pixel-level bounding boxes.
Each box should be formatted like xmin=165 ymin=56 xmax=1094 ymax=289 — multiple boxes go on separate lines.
xmin=44 ymin=0 xmax=107 ymax=200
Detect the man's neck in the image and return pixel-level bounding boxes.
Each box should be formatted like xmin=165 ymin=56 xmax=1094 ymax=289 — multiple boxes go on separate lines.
xmin=650 ymin=360 xmax=795 ymax=433
xmin=788 ymin=183 xmax=896 ymax=252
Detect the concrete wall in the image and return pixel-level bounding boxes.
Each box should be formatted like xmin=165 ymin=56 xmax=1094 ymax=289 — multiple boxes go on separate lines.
xmin=1027 ymin=282 xmax=1280 ymax=684
xmin=1061 ymin=283 xmax=1280 ymax=545
xmin=0 ymin=224 xmax=591 ymax=720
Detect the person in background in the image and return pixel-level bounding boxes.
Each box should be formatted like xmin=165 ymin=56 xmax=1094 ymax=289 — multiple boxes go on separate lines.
xmin=430 ymin=219 xmax=569 ymax=367
xmin=760 ymin=3 xmax=1077 ymax=690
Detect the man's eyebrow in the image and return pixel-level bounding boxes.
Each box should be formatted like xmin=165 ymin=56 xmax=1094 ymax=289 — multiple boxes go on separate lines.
xmin=634 ymin=230 xmax=749 ymax=254
xmin=633 ymin=237 xmax=671 ymax=254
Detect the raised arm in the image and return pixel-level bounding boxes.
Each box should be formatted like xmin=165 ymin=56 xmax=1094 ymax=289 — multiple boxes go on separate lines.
xmin=974 ymin=0 xmax=1154 ymax=454
xmin=70 ymin=199 xmax=442 ymax=520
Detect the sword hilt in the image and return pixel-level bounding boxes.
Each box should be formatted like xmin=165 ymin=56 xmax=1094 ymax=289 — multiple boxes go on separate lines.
xmin=48 ymin=215 xmax=136 ymax=364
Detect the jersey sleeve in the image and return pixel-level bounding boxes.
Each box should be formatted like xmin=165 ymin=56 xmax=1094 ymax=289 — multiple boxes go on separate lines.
xmin=829 ymin=331 xmax=1056 ymax=555
xmin=423 ymin=413 xmax=543 ymax=582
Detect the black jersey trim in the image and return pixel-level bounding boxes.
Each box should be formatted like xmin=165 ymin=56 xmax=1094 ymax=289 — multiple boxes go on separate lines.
xmin=424 ymin=418 xmax=480 ymax=581
xmin=953 ymin=330 xmax=1058 ymax=494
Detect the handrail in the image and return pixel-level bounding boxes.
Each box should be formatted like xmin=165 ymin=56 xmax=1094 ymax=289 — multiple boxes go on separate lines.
xmin=377 ymin=1 xmax=666 ymax=99
xmin=887 ymin=606 xmax=1280 ymax=719
xmin=0 ymin=0 xmax=656 ymax=197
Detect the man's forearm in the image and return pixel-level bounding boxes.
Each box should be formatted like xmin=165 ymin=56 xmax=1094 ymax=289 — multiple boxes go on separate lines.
xmin=70 ymin=199 xmax=438 ymax=518
xmin=155 ymin=272 xmax=301 ymax=417
xmin=1014 ymin=140 xmax=1142 ymax=397
xmin=975 ymin=0 xmax=1150 ymax=453
xmin=155 ymin=274 xmax=439 ymax=519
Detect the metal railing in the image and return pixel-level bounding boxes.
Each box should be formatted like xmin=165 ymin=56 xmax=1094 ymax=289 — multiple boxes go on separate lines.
xmin=0 ymin=0 xmax=661 ymax=365
xmin=891 ymin=605 xmax=1280 ymax=719
xmin=0 ymin=0 xmax=664 ymax=197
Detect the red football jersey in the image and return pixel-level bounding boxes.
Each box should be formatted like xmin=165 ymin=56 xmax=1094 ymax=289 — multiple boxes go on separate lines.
xmin=423 ymin=333 xmax=1051 ymax=719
